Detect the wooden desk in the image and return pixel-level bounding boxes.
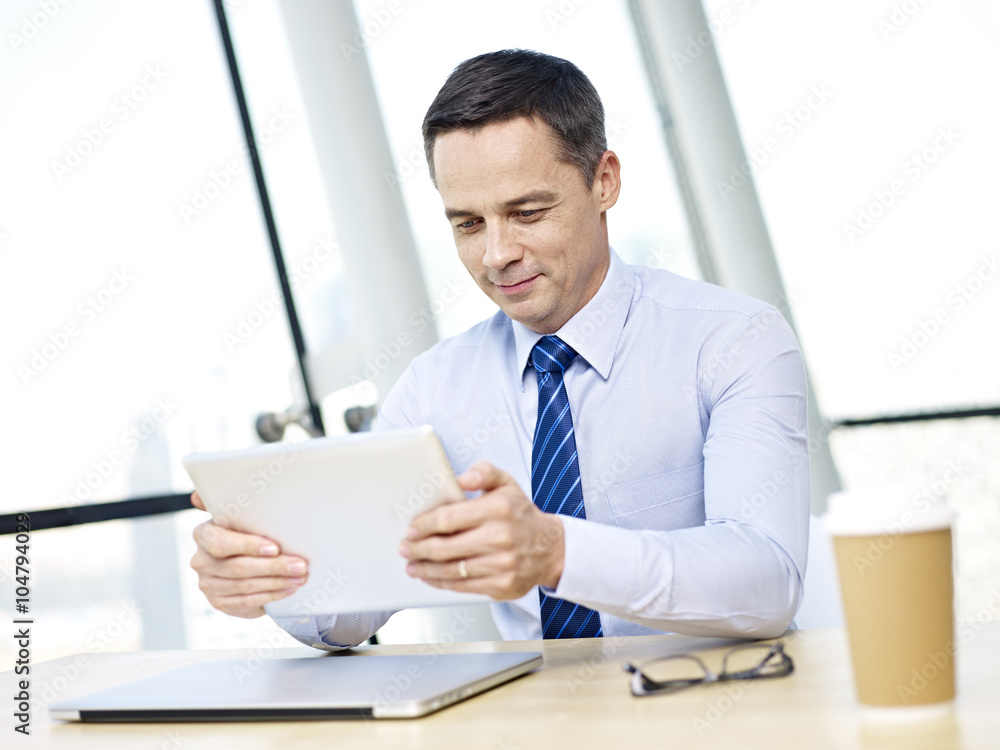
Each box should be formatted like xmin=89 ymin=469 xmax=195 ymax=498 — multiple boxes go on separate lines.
xmin=4 ymin=624 xmax=998 ymax=749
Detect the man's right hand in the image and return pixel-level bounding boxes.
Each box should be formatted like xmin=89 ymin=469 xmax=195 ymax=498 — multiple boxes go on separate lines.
xmin=189 ymin=491 xmax=308 ymax=619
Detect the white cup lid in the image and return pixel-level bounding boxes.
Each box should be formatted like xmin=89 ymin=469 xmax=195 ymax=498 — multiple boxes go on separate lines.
xmin=822 ymin=485 xmax=956 ymax=536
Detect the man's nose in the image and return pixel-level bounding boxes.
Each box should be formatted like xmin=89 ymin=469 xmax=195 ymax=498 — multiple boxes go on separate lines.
xmin=482 ymin=222 xmax=523 ymax=270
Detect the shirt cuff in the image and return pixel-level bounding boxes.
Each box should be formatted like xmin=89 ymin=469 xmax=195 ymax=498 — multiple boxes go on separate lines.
xmin=272 ymin=612 xmax=391 ymax=651
xmin=550 ymin=515 xmax=658 ymax=614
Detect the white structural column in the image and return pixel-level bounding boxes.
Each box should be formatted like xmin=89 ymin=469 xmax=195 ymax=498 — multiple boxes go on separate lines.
xmin=627 ymin=0 xmax=841 ymax=513
xmin=278 ymin=0 xmax=436 ymax=401
xmin=277 ymin=1 xmax=500 ymax=642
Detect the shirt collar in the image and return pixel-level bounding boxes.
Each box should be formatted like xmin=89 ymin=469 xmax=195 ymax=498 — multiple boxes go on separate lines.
xmin=512 ymin=248 xmax=636 ymax=391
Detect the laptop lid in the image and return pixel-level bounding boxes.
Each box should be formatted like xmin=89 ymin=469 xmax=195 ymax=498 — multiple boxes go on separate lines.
xmin=50 ymin=651 xmax=543 ymax=721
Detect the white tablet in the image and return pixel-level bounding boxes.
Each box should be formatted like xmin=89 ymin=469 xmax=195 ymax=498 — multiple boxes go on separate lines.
xmin=181 ymin=426 xmax=488 ymax=617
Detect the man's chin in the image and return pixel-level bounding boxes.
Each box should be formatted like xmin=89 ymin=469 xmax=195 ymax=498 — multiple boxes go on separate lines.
xmin=500 ymin=301 xmax=562 ymax=334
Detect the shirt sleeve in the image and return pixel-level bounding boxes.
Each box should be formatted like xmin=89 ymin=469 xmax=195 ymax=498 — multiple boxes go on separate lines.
xmin=269 ymin=363 xmax=425 ymax=649
xmin=271 ymin=612 xmax=395 ymax=651
xmin=552 ymin=309 xmax=810 ymax=639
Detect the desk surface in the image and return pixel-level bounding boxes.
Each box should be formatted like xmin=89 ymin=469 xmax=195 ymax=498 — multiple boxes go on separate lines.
xmin=3 ymin=624 xmax=998 ymax=749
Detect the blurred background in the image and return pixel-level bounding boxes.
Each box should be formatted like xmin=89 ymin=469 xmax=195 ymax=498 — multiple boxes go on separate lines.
xmin=1 ymin=0 xmax=997 ymax=671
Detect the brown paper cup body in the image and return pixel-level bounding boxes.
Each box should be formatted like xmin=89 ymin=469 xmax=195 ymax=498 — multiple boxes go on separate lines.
xmin=832 ymin=528 xmax=955 ymax=708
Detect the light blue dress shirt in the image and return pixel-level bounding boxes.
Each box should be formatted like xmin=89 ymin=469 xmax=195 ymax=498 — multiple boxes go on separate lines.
xmin=275 ymin=250 xmax=809 ymax=648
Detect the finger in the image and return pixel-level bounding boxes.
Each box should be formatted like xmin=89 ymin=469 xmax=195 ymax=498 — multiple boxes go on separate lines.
xmin=457 ymin=461 xmax=516 ymax=493
xmin=211 ymin=587 xmax=302 ymax=619
xmin=191 ymin=491 xmax=206 ymax=511
xmin=191 ymin=548 xmax=308 ymax=580
xmin=418 ymin=573 xmax=509 ymax=599
xmin=199 ymin=572 xmax=307 ymax=598
xmin=193 ymin=519 xmax=284 ymax=559
xmin=405 ymin=497 xmax=498 ymax=541
xmin=401 ymin=521 xmax=504 ymax=562
xmin=406 ymin=552 xmax=509 ymax=581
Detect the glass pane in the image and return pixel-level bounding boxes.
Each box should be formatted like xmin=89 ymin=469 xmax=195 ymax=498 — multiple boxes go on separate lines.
xmin=831 ymin=417 xmax=1000 ymax=623
xmin=722 ymin=645 xmax=781 ymax=675
xmin=0 ymin=0 xmax=311 ymax=668
xmin=703 ymin=0 xmax=1000 ymax=626
xmin=223 ymin=0 xmax=356 ymax=372
xmin=354 ymin=0 xmax=701 ymax=340
xmin=703 ymin=0 xmax=1000 ymax=418
xmin=639 ymin=655 xmax=707 ymax=684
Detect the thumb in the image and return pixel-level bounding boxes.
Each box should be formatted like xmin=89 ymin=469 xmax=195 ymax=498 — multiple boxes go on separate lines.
xmin=190 ymin=491 xmax=206 ymax=511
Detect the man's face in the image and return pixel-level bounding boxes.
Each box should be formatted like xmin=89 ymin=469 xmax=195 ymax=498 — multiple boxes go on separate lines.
xmin=433 ymin=117 xmax=619 ymax=334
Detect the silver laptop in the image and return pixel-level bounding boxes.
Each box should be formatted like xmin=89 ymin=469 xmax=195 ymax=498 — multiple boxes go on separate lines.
xmin=50 ymin=651 xmax=543 ymax=721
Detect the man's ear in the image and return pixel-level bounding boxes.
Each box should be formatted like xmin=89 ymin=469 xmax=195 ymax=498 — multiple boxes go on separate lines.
xmin=594 ymin=150 xmax=622 ymax=212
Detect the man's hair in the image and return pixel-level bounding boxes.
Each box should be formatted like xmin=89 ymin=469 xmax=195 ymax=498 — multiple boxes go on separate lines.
xmin=422 ymin=49 xmax=607 ymax=188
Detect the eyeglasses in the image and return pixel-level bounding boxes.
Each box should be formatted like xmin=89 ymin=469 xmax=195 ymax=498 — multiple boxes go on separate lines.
xmin=622 ymin=641 xmax=794 ymax=697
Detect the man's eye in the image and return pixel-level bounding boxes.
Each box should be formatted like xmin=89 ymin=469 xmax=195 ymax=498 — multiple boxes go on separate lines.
xmin=518 ymin=210 xmax=538 ymax=218
xmin=458 ymin=219 xmax=478 ymax=229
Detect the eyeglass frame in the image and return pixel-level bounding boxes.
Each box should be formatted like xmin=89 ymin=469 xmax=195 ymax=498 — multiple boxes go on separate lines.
xmin=622 ymin=641 xmax=794 ymax=697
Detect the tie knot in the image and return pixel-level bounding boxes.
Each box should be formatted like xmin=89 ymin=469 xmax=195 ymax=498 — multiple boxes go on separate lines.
xmin=531 ymin=335 xmax=578 ymax=374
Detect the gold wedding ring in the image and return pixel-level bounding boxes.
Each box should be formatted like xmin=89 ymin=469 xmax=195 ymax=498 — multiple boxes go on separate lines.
xmin=458 ymin=559 xmax=469 ymax=579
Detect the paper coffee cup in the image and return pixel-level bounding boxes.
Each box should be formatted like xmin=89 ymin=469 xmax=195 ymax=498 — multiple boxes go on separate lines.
xmin=822 ymin=486 xmax=957 ymax=720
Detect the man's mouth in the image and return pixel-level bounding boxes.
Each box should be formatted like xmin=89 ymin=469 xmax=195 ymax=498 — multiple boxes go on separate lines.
xmin=495 ymin=275 xmax=540 ymax=296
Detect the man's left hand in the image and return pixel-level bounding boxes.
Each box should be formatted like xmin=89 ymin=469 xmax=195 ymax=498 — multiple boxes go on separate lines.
xmin=399 ymin=461 xmax=564 ymax=599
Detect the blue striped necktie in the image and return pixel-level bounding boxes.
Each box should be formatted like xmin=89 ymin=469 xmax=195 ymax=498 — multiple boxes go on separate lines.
xmin=530 ymin=335 xmax=602 ymax=639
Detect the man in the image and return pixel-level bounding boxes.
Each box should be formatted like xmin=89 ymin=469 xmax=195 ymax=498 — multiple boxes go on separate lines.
xmin=191 ymin=49 xmax=809 ymax=647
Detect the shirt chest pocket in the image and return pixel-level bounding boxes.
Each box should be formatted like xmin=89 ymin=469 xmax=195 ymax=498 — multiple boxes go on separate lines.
xmin=605 ymin=461 xmax=706 ymax=532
